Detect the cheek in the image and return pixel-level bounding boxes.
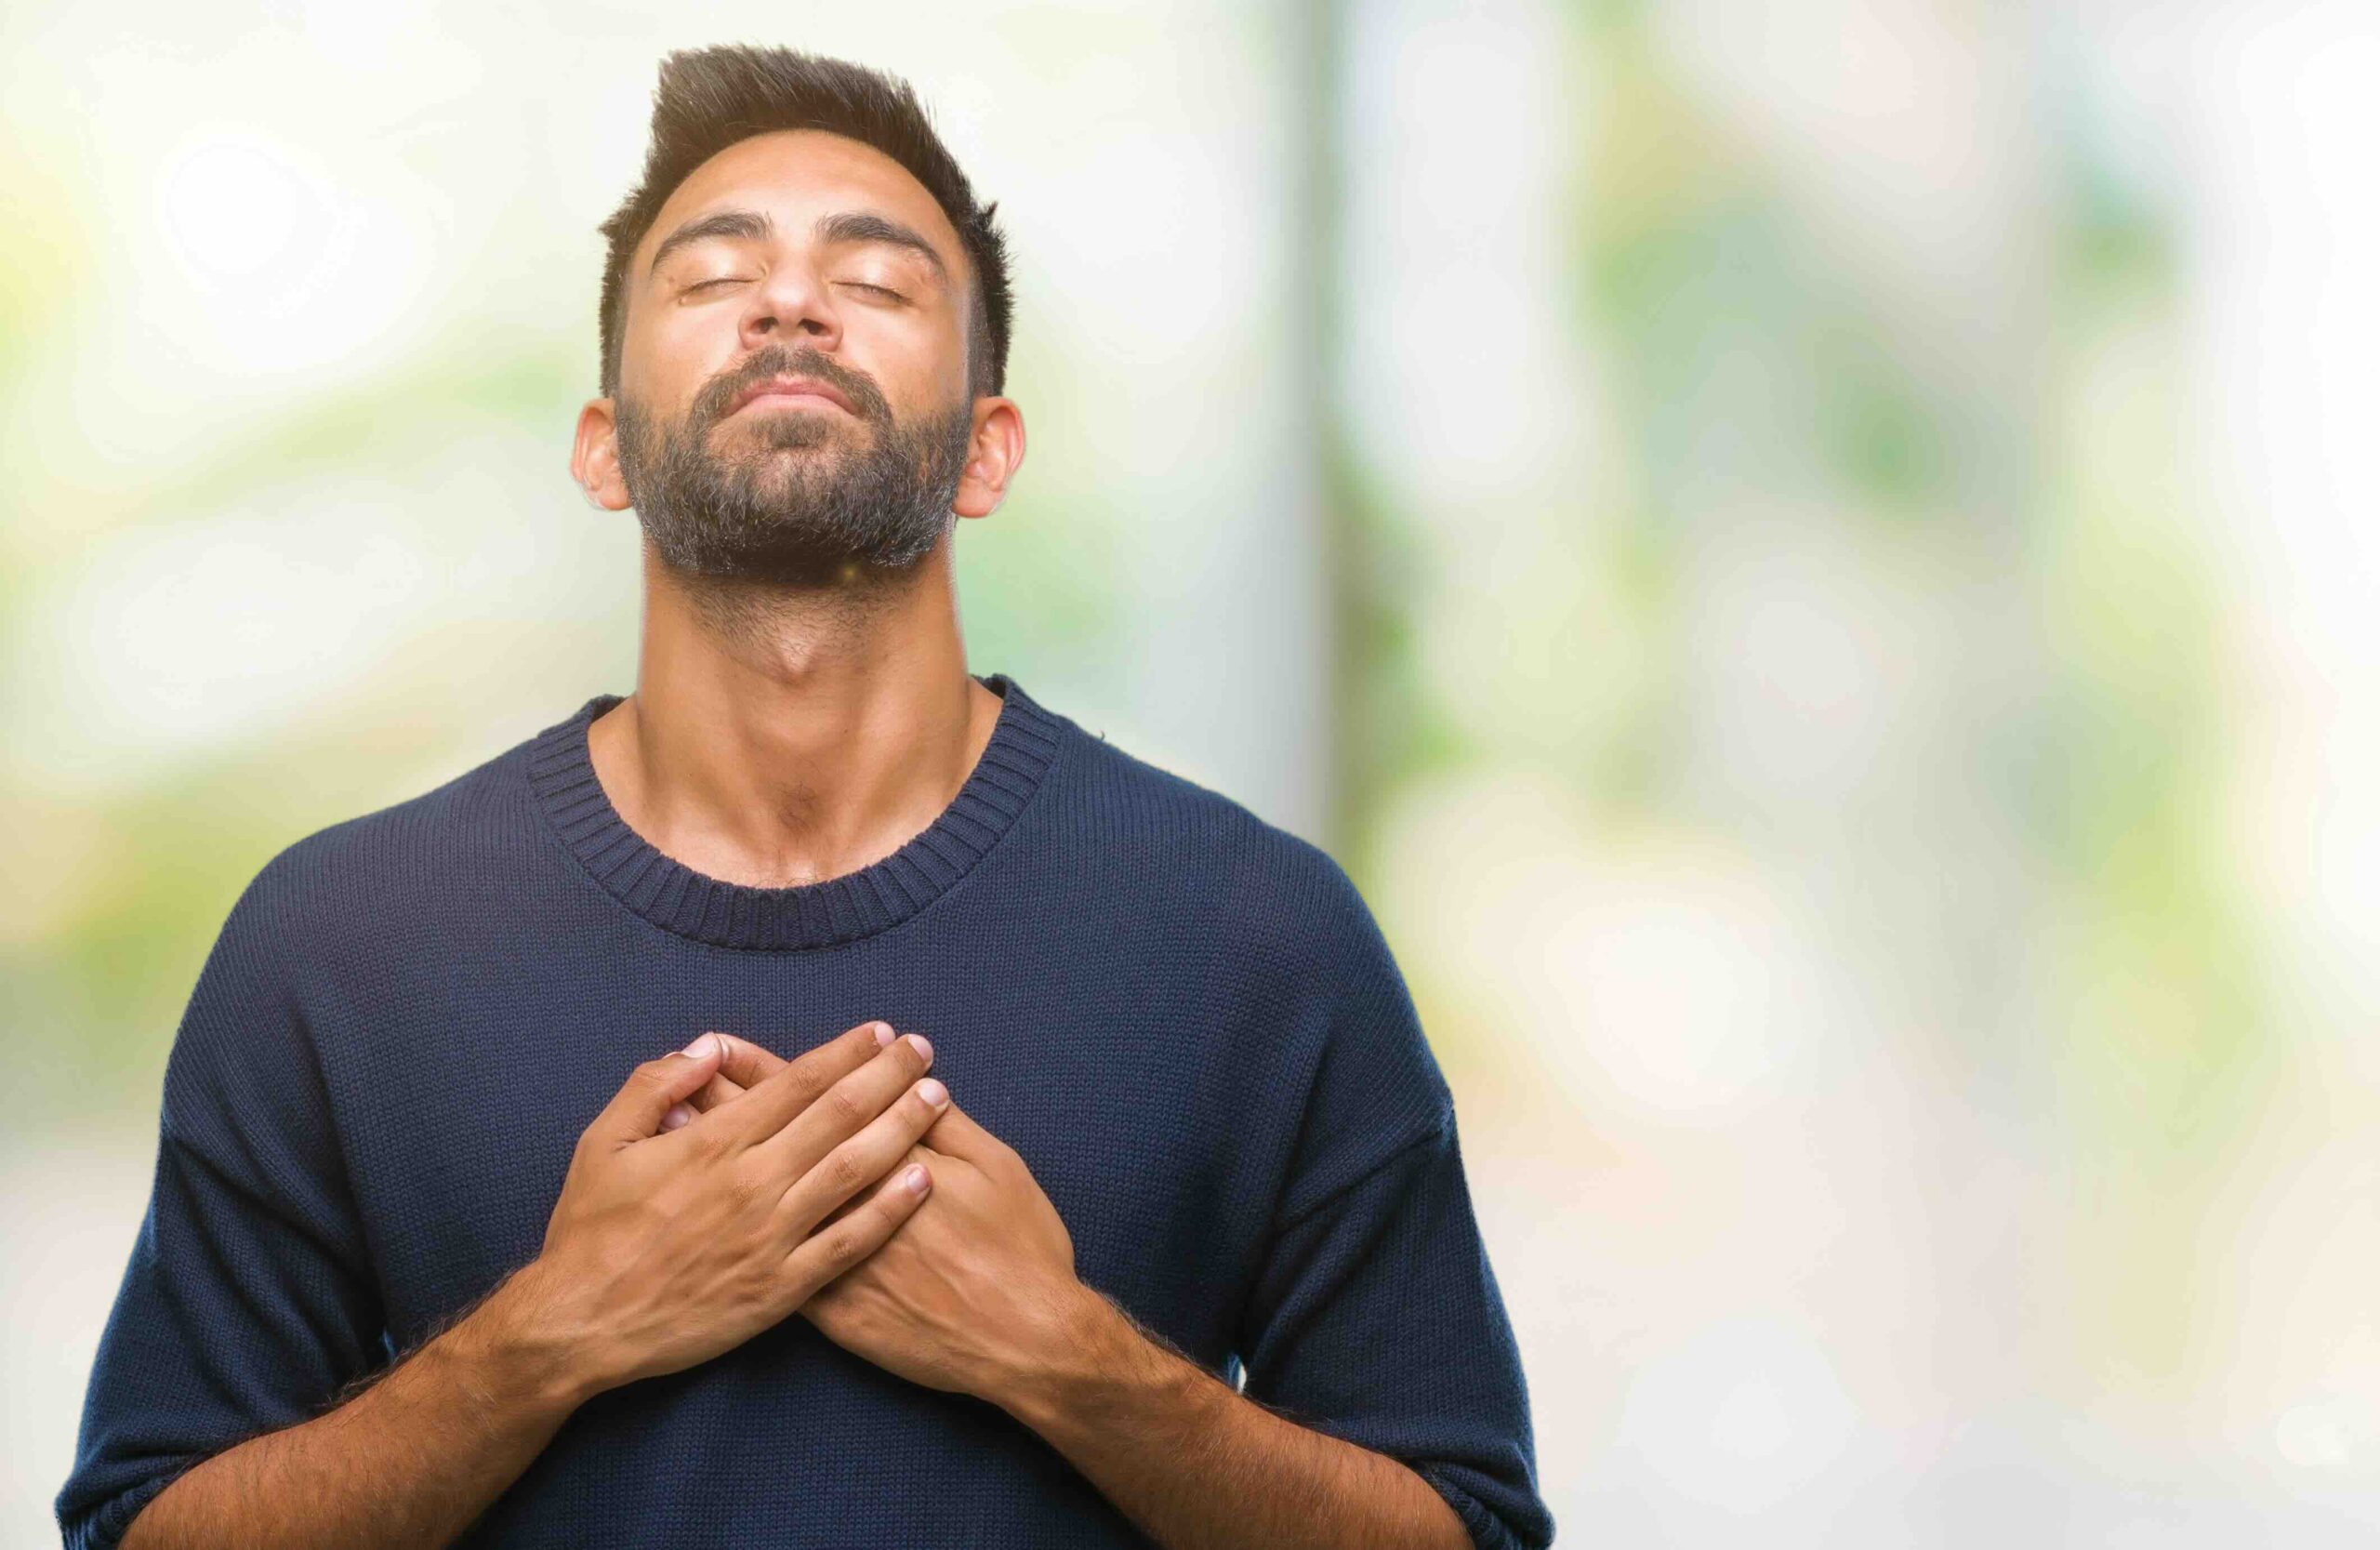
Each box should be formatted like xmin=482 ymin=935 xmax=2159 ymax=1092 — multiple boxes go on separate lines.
xmin=851 ymin=308 xmax=969 ymax=408
xmin=629 ymin=314 xmax=738 ymax=419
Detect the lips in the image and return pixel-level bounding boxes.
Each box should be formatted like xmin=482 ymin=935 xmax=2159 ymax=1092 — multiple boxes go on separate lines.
xmin=729 ymin=375 xmax=855 ymax=416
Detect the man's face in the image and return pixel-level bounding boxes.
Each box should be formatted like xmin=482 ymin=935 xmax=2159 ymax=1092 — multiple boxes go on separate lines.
xmin=609 ymin=130 xmax=979 ymax=586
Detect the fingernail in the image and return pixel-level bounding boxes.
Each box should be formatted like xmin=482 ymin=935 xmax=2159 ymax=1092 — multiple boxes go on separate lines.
xmin=904 ymin=1164 xmax=930 ymax=1194
xmin=918 ymin=1079 xmax=948 ymax=1109
xmin=681 ymin=1033 xmax=717 ymax=1060
xmin=873 ymin=1023 xmax=895 ymax=1048
xmin=904 ymin=1033 xmax=933 ymax=1062
xmin=661 ymin=1104 xmax=693 ymax=1131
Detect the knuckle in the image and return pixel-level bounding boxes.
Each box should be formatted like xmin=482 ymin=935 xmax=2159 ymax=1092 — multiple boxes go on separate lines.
xmin=823 ymin=1146 xmax=866 ymax=1198
xmin=778 ymin=1058 xmax=824 ymax=1105
xmin=822 ymin=1084 xmax=870 ymax=1132
xmin=820 ymin=1223 xmax=865 ymax=1271
xmin=790 ymin=1044 xmax=843 ymax=1086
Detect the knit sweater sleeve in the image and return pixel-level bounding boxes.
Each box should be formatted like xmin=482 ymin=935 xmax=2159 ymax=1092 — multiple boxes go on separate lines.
xmin=1234 ymin=852 xmax=1556 ymax=1550
xmin=56 ymin=849 xmax=387 ymax=1550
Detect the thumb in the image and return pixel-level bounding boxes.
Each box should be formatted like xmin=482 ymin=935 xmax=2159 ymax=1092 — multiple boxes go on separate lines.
xmin=920 ymin=1094 xmax=1015 ymax=1174
xmin=593 ymin=1033 xmax=725 ymax=1145
xmin=707 ymin=1031 xmax=791 ymax=1089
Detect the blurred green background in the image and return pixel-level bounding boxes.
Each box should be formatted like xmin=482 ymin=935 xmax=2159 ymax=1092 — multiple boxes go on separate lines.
xmin=7 ymin=1 xmax=2378 ymax=1543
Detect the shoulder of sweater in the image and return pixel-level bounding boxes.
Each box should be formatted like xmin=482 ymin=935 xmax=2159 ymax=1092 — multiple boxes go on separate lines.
xmin=1055 ymin=722 xmax=1392 ymax=974
xmin=1059 ymin=717 xmax=1327 ymax=859
xmin=1061 ymin=728 xmax=1449 ymax=1120
xmin=222 ymin=731 xmax=537 ymax=939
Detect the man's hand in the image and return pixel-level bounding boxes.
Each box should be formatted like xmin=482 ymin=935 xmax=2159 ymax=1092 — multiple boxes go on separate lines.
xmin=112 ymin=1022 xmax=950 ymax=1550
xmin=503 ymin=1019 xmax=952 ymax=1399
xmin=800 ymin=1090 xmax=1088 ymax=1402
xmin=674 ymin=1034 xmax=1091 ymax=1407
xmin=671 ymin=1037 xmax=1474 ymax=1550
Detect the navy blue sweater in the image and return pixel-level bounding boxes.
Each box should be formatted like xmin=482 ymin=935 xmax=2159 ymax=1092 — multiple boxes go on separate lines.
xmin=59 ymin=671 xmax=1554 ymax=1549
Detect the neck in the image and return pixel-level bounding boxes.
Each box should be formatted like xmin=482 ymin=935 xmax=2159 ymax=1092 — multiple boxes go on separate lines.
xmin=587 ymin=533 xmax=1001 ymax=890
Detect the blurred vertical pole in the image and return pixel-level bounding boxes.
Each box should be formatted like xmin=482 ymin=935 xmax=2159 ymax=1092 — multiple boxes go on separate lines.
xmin=1296 ymin=0 xmax=1369 ymax=868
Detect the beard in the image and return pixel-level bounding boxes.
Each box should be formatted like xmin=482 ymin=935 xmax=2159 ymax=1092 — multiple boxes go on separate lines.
xmin=613 ymin=343 xmax=976 ymax=590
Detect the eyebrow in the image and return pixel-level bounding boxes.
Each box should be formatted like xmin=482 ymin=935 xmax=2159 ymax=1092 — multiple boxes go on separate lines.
xmin=815 ymin=211 xmax=948 ymax=282
xmin=645 ymin=206 xmax=951 ymax=284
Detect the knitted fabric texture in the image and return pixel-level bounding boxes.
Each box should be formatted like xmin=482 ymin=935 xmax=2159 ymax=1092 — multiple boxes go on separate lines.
xmin=58 ymin=671 xmax=1554 ymax=1549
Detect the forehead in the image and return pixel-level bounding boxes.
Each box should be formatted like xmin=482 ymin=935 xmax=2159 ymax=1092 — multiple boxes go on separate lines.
xmin=632 ymin=128 xmax=966 ymax=279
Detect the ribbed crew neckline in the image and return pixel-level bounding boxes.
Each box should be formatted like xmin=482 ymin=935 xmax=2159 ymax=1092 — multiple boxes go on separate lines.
xmin=526 ymin=671 xmax=1063 ymax=951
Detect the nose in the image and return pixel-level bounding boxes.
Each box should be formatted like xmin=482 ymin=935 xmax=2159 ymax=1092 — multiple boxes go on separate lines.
xmin=740 ymin=262 xmax=841 ymax=356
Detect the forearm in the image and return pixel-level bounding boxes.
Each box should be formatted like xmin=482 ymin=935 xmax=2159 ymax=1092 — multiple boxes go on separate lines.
xmin=993 ymin=1290 xmax=1471 ymax=1550
xmin=121 ymin=1264 xmax=595 ymax=1550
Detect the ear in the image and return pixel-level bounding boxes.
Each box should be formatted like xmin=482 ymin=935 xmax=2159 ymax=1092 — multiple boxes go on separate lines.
xmin=951 ymin=397 xmax=1025 ymax=521
xmin=572 ymin=397 xmax=633 ymax=511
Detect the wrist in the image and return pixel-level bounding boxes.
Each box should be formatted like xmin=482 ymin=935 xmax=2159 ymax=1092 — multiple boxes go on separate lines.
xmin=449 ymin=1258 xmax=613 ymax=1419
xmin=993 ymin=1283 xmax=1170 ymax=1435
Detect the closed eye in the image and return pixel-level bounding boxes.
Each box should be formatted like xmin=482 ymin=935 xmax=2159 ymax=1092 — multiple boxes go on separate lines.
xmin=684 ymin=277 xmax=903 ymax=299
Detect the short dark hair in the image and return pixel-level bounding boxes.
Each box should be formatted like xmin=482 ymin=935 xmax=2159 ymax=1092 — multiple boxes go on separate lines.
xmin=596 ymin=46 xmax=1012 ymax=402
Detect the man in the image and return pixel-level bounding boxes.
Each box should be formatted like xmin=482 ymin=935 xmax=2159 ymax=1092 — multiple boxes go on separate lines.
xmin=57 ymin=46 xmax=1554 ymax=1550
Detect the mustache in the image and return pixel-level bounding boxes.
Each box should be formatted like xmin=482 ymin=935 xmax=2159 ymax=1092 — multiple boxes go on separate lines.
xmin=699 ymin=345 xmax=891 ymax=428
